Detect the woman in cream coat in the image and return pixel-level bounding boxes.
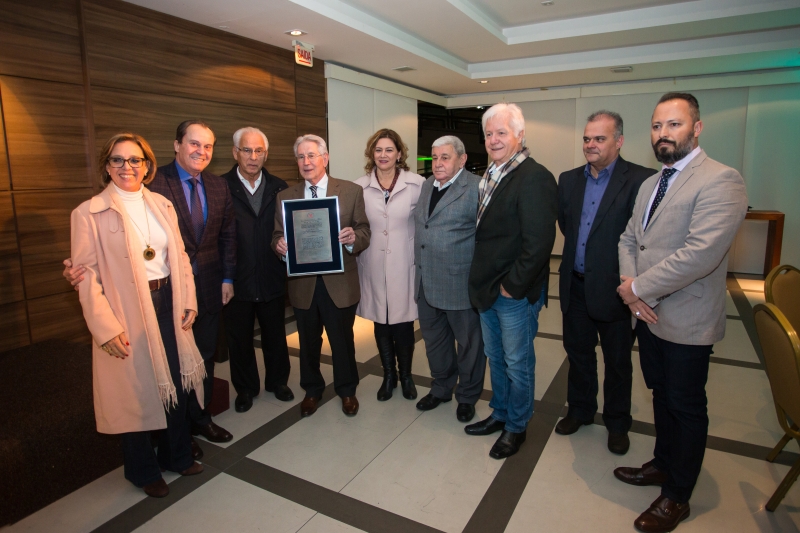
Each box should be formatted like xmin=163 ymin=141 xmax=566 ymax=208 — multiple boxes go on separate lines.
xmin=71 ymin=133 xmax=206 ymax=498
xmin=355 ymin=129 xmax=425 ymax=401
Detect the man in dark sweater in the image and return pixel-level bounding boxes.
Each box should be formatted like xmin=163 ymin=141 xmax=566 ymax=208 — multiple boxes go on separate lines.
xmin=222 ymin=127 xmax=293 ymax=412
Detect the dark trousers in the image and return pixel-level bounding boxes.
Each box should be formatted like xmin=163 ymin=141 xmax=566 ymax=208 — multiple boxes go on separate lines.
xmin=417 ymin=285 xmax=486 ymax=404
xmin=294 ymin=276 xmax=359 ymax=398
xmin=562 ymin=275 xmax=634 ymax=434
xmin=188 ymin=301 xmax=220 ymax=427
xmin=373 ymin=321 xmax=415 ymax=347
xmin=636 ymin=321 xmax=712 ymax=504
xmin=225 ymin=295 xmax=291 ymax=396
xmin=121 ymin=281 xmax=192 ymax=487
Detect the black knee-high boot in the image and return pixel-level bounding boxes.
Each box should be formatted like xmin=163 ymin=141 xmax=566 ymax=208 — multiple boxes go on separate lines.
xmin=395 ymin=343 xmax=417 ymax=400
xmin=376 ymin=335 xmax=397 ymax=401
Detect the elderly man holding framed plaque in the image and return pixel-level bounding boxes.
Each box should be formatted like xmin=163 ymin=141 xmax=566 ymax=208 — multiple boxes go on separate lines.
xmin=273 ymin=134 xmax=371 ymax=418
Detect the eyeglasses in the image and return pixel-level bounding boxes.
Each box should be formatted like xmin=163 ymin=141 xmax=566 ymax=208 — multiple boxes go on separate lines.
xmin=108 ymin=157 xmax=145 ymax=168
xmin=296 ymin=153 xmax=321 ymax=162
xmin=236 ymin=147 xmax=267 ymax=157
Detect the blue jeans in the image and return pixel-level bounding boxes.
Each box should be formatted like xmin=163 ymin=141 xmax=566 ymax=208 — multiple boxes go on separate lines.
xmin=480 ymin=286 xmax=545 ymax=433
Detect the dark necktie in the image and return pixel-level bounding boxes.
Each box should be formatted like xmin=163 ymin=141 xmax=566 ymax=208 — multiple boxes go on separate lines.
xmin=189 ymin=177 xmax=205 ymax=243
xmin=646 ymin=167 xmax=677 ymax=228
xmin=310 ymin=185 xmax=318 ymax=198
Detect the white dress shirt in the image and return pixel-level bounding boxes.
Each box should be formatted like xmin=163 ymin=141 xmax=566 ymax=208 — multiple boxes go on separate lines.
xmin=237 ymin=167 xmax=262 ymax=195
xmin=434 ymin=168 xmax=463 ymax=191
xmin=304 ymin=174 xmax=328 ymax=198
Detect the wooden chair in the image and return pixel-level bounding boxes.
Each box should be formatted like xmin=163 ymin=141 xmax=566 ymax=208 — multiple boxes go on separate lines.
xmin=765 ymin=264 xmax=800 ymax=333
xmin=753 ymin=302 xmax=800 ymax=511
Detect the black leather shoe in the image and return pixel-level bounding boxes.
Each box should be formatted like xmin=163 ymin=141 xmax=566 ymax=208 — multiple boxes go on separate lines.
xmin=416 ymin=393 xmax=450 ymax=411
xmin=634 ymin=495 xmax=690 ymax=532
xmin=192 ymin=422 xmax=233 ymax=443
xmin=614 ymin=460 xmax=669 ymax=486
xmin=235 ymin=392 xmax=253 ymax=413
xmin=489 ymin=429 xmax=526 ymax=459
xmin=465 ymin=416 xmax=505 ymax=436
xmin=190 ymin=438 xmax=204 ymax=460
xmin=456 ymin=403 xmax=475 ymax=422
xmin=608 ymin=432 xmax=630 ymax=455
xmin=554 ymin=416 xmax=592 ymax=435
xmin=266 ymin=384 xmax=295 ymax=402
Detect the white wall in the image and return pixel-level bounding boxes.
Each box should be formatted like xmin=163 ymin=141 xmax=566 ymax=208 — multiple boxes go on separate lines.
xmin=327 ymin=78 xmax=418 ymax=181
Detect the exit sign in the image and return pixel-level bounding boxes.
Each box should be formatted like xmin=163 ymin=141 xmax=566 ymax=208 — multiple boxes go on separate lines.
xmin=294 ymin=41 xmax=313 ymax=67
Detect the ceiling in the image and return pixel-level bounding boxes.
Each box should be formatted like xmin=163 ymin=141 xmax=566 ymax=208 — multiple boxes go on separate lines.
xmin=124 ymin=0 xmax=800 ymax=96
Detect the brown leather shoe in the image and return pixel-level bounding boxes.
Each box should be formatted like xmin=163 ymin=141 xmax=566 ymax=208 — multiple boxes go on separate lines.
xmin=634 ymin=495 xmax=690 ymax=532
xmin=191 ymin=438 xmax=204 ymax=460
xmin=341 ymin=396 xmax=359 ymax=416
xmin=192 ymin=422 xmax=233 ymax=443
xmin=143 ymin=478 xmax=169 ymax=498
xmin=180 ymin=461 xmax=204 ymax=476
xmin=614 ymin=460 xmax=668 ymax=486
xmin=301 ymin=396 xmax=320 ymax=417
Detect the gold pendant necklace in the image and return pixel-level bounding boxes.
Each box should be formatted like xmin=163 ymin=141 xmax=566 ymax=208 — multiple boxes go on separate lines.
xmin=129 ymin=203 xmax=155 ymax=261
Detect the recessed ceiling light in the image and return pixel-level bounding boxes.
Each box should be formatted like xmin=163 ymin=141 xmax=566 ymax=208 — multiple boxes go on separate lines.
xmin=477 ymin=106 xmax=484 ymax=110
xmin=541 ymin=0 xmax=554 ymax=5
xmin=479 ymin=80 xmax=489 ymax=84
xmin=610 ymin=66 xmax=633 ymax=73
xmin=392 ymin=66 xmax=416 ymax=72
xmin=285 ymin=29 xmax=306 ymax=36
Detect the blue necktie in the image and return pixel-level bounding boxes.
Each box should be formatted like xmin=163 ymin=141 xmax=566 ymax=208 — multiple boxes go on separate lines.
xmin=189 ymin=177 xmax=205 ymax=243
xmin=646 ymin=167 xmax=677 ymax=228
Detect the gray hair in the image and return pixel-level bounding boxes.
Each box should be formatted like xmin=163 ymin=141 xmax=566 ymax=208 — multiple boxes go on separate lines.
xmin=482 ymin=103 xmax=526 ymax=139
xmin=294 ymin=134 xmax=328 ymax=157
xmin=587 ymin=110 xmax=623 ymax=139
xmin=431 ymin=135 xmax=466 ymax=157
xmin=233 ymin=127 xmax=269 ymax=150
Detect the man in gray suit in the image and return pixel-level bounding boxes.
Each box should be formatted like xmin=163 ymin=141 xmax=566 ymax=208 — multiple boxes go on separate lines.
xmin=614 ymin=92 xmax=748 ymax=533
xmin=414 ymin=135 xmax=485 ymax=423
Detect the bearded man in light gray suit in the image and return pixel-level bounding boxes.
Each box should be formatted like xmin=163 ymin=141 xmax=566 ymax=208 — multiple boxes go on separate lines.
xmin=414 ymin=135 xmax=485 ymax=423
xmin=614 ymin=92 xmax=748 ymax=533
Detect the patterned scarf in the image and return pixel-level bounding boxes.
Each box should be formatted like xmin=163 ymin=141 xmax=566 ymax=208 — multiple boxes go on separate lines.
xmin=477 ymin=148 xmax=529 ymax=227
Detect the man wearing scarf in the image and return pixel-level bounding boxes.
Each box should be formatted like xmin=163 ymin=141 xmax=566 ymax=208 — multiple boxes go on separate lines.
xmin=465 ymin=103 xmax=558 ymax=459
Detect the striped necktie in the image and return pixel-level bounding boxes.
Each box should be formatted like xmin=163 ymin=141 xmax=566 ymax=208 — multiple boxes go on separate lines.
xmin=310 ymin=185 xmax=318 ymax=198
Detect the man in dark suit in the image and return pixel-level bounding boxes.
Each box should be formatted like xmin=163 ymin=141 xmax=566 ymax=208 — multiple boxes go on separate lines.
xmin=555 ymin=111 xmax=655 ymax=455
xmin=414 ymin=135 xmax=485 ymax=423
xmin=465 ymin=103 xmax=558 ymax=459
xmin=64 ymin=120 xmax=237 ymax=457
xmin=222 ymin=127 xmax=293 ymax=413
xmin=272 ymin=134 xmax=370 ymax=418
xmin=147 ymin=120 xmax=237 ymax=454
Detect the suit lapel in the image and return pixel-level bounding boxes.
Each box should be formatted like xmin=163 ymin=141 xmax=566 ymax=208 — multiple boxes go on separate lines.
xmin=258 ymin=173 xmax=280 ymax=218
xmin=587 ymin=160 xmax=627 ymax=240
xmin=429 ymin=174 xmax=468 ymax=220
xmin=165 ymin=163 xmax=196 ymax=246
xmin=227 ymin=169 xmax=255 ymax=215
xmin=201 ymin=170 xmax=221 ymax=246
xmin=646 ymin=150 xmax=706 ymax=231
xmin=477 ymin=166 xmax=517 ymax=229
xmin=568 ymin=168 xmax=587 ymax=248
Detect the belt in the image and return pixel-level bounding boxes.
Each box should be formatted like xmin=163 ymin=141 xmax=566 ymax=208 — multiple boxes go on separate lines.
xmin=148 ymin=276 xmax=169 ymax=291
xmin=572 ymin=271 xmax=585 ymax=280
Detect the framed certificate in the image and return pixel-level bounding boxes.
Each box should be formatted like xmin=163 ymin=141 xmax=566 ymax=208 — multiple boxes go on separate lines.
xmin=282 ymin=197 xmax=344 ymax=276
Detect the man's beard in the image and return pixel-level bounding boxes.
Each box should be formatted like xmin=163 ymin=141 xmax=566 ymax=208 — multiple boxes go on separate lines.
xmin=652 ymin=136 xmax=694 ymax=165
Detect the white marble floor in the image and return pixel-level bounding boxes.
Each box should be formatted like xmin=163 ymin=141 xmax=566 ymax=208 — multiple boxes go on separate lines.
xmin=6 ymin=268 xmax=799 ymax=533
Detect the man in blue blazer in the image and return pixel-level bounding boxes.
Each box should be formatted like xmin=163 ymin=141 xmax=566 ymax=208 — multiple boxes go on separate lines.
xmin=555 ymin=111 xmax=655 ymax=455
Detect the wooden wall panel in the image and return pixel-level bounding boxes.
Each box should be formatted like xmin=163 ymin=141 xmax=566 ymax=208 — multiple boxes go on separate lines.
xmin=1 ymin=76 xmax=91 ymax=190
xmin=83 ymin=0 xmax=296 ymax=113
xmin=295 ymin=62 xmax=326 ymax=118
xmin=0 ymin=91 xmax=9 ymax=191
xmin=0 ymin=0 xmax=83 ymax=85
xmin=28 ymin=291 xmax=90 ymax=344
xmin=296 ymin=115 xmax=328 ymax=144
xmin=14 ymin=189 xmax=92 ymax=300
xmin=0 ymin=301 xmax=30 ymax=352
xmin=0 ymin=193 xmax=23 ymax=305
xmin=92 ymin=87 xmax=299 ymax=180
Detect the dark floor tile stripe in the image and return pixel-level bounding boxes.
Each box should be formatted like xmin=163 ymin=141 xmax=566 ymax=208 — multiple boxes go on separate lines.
xmin=727 ymin=314 xmax=742 ymax=321
xmin=709 ymin=356 xmax=763 ymax=370
xmin=228 ymin=458 xmax=445 ymax=533
xmin=89 ymin=466 xmax=222 ymax=533
xmin=536 ymin=331 xmax=562 ymax=341
xmin=462 ymin=355 xmax=570 ymax=532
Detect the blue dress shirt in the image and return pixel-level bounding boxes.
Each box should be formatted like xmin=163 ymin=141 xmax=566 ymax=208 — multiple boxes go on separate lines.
xmin=176 ymin=162 xmax=233 ymax=284
xmin=574 ymin=158 xmax=617 ymax=274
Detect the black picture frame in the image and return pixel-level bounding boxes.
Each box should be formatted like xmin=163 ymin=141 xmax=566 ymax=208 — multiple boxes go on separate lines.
xmin=282 ymin=197 xmax=344 ymax=276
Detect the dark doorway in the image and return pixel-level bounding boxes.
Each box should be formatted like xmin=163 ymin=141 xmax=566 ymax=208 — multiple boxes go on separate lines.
xmin=417 ymin=102 xmax=488 ymax=177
